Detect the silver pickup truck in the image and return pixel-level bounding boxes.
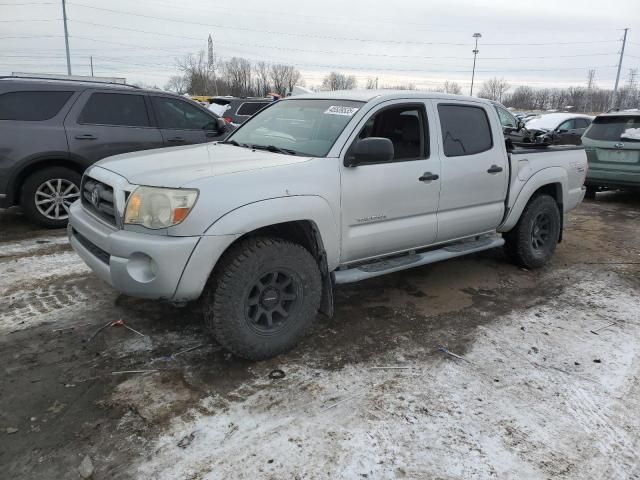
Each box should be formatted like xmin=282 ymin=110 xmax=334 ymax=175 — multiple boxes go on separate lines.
xmin=68 ymin=91 xmax=587 ymax=359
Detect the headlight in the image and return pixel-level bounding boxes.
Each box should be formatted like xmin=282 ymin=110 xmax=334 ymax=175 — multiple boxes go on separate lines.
xmin=124 ymin=186 xmax=198 ymax=229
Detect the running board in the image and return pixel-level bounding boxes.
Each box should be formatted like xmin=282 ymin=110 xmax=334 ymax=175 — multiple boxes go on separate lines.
xmin=333 ymin=236 xmax=505 ymax=284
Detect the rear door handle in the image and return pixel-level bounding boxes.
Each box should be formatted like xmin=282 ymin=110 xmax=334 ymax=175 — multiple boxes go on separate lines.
xmin=75 ymin=134 xmax=97 ymax=140
xmin=168 ymin=137 xmax=186 ymax=142
xmin=487 ymin=165 xmax=503 ymax=174
xmin=419 ymin=172 xmax=439 ymax=182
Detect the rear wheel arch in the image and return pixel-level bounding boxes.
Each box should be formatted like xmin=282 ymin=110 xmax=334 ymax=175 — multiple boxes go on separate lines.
xmin=10 ymin=157 xmax=85 ymax=205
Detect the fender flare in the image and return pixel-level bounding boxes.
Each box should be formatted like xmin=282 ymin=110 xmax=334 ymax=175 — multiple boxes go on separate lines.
xmin=204 ymin=195 xmax=341 ymax=271
xmin=499 ymin=167 xmax=568 ymax=232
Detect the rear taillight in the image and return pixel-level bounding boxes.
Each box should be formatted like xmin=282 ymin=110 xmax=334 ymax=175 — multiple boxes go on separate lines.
xmin=223 ymin=117 xmax=232 ymax=123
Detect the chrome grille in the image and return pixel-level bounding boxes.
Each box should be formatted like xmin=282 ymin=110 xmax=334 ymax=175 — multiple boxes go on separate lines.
xmin=81 ymin=176 xmax=116 ymax=226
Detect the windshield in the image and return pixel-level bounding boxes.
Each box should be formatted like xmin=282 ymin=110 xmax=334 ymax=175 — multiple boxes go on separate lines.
xmin=227 ymin=99 xmax=364 ymax=157
xmin=585 ymin=115 xmax=640 ymax=142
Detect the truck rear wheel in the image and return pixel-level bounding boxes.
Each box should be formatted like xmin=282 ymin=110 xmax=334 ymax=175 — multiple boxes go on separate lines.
xmin=203 ymin=236 xmax=322 ymax=360
xmin=20 ymin=167 xmax=81 ymax=228
xmin=504 ymin=194 xmax=561 ymax=269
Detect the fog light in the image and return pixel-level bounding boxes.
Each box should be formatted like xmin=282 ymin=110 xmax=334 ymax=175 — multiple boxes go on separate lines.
xmin=126 ymin=252 xmax=157 ymax=283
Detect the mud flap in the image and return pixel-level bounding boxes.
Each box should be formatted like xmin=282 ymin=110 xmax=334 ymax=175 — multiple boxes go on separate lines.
xmin=319 ymin=271 xmax=334 ymax=318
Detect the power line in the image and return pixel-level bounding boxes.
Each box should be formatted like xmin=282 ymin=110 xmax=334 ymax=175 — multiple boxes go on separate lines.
xmin=66 ymin=19 xmax=620 ymax=62
xmin=65 ymin=2 xmax=620 ymax=47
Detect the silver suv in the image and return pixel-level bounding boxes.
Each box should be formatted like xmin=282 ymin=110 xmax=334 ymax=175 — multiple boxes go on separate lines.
xmin=0 ymin=76 xmax=229 ymax=227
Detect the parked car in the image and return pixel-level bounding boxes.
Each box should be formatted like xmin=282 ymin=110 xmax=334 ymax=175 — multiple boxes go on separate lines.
xmin=0 ymin=76 xmax=230 ymax=227
xmin=525 ymin=113 xmax=594 ymax=146
xmin=221 ymin=97 xmax=273 ymax=124
xmin=68 ymin=90 xmax=587 ymax=360
xmin=490 ymin=101 xmax=532 ymax=145
xmin=581 ymin=111 xmax=640 ymax=198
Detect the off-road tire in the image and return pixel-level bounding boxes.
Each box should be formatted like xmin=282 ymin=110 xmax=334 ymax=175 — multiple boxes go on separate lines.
xmin=504 ymin=194 xmax=561 ymax=269
xmin=20 ymin=167 xmax=81 ymax=228
xmin=203 ymin=236 xmax=322 ymax=360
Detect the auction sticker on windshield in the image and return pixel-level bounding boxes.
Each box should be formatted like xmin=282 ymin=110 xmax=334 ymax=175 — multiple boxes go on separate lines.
xmin=325 ymin=105 xmax=359 ymax=116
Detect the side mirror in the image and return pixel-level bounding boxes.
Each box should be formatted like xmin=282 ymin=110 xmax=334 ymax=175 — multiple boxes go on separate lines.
xmin=344 ymin=137 xmax=394 ymax=167
xmin=517 ymin=120 xmax=525 ymax=130
xmin=216 ymin=118 xmax=227 ymax=131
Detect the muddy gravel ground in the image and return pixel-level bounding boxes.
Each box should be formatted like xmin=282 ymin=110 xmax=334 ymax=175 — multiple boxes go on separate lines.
xmin=1 ymin=193 xmax=639 ymax=480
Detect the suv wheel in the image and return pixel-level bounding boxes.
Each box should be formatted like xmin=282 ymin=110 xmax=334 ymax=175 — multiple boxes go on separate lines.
xmin=204 ymin=236 xmax=322 ymax=360
xmin=504 ymin=194 xmax=561 ymax=269
xmin=20 ymin=167 xmax=81 ymax=228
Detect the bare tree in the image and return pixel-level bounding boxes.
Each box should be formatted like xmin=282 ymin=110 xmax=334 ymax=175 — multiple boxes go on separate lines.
xmin=253 ymin=61 xmax=271 ymax=96
xmin=443 ymin=80 xmax=462 ymax=95
xmin=270 ymin=64 xmax=291 ymax=96
xmin=284 ymin=66 xmax=302 ymax=94
xmin=176 ymin=50 xmax=214 ymax=95
xmin=223 ymin=57 xmax=253 ymax=96
xmin=365 ymin=77 xmax=378 ymax=89
xmin=321 ymin=72 xmax=357 ymax=91
xmin=164 ymin=75 xmax=188 ymax=94
xmin=478 ymin=77 xmax=511 ymax=102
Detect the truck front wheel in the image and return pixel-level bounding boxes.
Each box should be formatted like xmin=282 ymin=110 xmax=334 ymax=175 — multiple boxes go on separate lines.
xmin=203 ymin=236 xmax=322 ymax=360
xmin=504 ymin=194 xmax=561 ymax=269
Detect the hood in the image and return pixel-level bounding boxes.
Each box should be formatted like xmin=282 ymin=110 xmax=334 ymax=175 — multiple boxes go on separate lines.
xmin=95 ymin=143 xmax=311 ymax=187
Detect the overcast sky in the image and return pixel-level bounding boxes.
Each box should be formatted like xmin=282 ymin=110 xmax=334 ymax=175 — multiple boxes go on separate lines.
xmin=1 ymin=0 xmax=639 ymax=92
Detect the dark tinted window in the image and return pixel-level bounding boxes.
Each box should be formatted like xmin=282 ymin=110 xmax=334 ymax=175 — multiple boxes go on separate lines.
xmin=585 ymin=115 xmax=640 ymax=142
xmin=152 ymin=96 xmax=216 ymax=130
xmin=438 ymin=104 xmax=493 ymax=157
xmin=79 ymin=93 xmax=149 ymax=127
xmin=0 ymin=90 xmax=73 ymax=121
xmin=574 ymin=118 xmax=591 ymax=129
xmin=357 ymin=105 xmax=428 ymax=161
xmin=236 ymin=102 xmax=270 ymax=116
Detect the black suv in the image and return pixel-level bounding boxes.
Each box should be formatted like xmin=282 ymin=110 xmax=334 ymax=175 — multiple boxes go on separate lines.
xmin=0 ymin=76 xmax=230 ymax=227
xmin=217 ymin=97 xmax=273 ymax=124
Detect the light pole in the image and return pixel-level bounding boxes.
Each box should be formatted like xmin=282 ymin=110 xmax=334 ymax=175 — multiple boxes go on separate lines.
xmin=470 ymin=33 xmax=481 ymax=96
xmin=61 ymin=0 xmax=71 ymax=75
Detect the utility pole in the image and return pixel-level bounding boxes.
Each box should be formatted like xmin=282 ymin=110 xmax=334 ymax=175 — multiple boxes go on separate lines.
xmin=90 ymin=56 xmax=94 ymax=76
xmin=208 ymin=34 xmax=219 ymax=96
xmin=61 ymin=0 xmax=71 ymax=75
xmin=470 ymin=33 xmax=481 ymax=96
xmin=611 ymin=27 xmax=629 ymax=110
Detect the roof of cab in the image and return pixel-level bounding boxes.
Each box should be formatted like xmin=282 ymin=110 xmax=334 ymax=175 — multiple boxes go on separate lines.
xmin=286 ymin=89 xmax=493 ymax=105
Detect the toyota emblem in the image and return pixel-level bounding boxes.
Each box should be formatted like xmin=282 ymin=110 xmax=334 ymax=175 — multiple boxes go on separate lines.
xmin=614 ymin=142 xmax=624 ymax=149
xmin=91 ymin=188 xmax=100 ymax=207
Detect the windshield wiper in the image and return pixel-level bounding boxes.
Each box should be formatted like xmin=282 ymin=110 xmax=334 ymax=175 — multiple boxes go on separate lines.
xmin=249 ymin=144 xmax=298 ymax=156
xmin=221 ymin=139 xmax=249 ymax=148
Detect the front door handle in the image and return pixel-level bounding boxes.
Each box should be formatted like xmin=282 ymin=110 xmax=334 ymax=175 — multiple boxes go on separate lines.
xmin=75 ymin=134 xmax=97 ymax=140
xmin=168 ymin=137 xmax=186 ymax=142
xmin=487 ymin=165 xmax=503 ymax=174
xmin=419 ymin=172 xmax=439 ymax=182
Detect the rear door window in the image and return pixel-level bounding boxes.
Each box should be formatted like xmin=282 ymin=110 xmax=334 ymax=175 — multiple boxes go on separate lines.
xmin=79 ymin=93 xmax=150 ymax=127
xmin=585 ymin=116 xmax=640 ymax=142
xmin=236 ymin=102 xmax=270 ymax=116
xmin=438 ymin=104 xmax=493 ymax=157
xmin=151 ymin=96 xmax=216 ymax=130
xmin=0 ymin=90 xmax=73 ymax=121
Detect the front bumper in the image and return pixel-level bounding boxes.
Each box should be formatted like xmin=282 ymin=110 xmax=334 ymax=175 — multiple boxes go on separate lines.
xmin=68 ymin=202 xmax=236 ymax=301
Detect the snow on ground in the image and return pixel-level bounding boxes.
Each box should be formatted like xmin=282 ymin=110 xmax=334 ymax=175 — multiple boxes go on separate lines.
xmin=0 ymin=248 xmax=93 ymax=334
xmin=0 ymin=234 xmax=68 ymax=258
xmin=135 ymin=270 xmax=640 ymax=480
